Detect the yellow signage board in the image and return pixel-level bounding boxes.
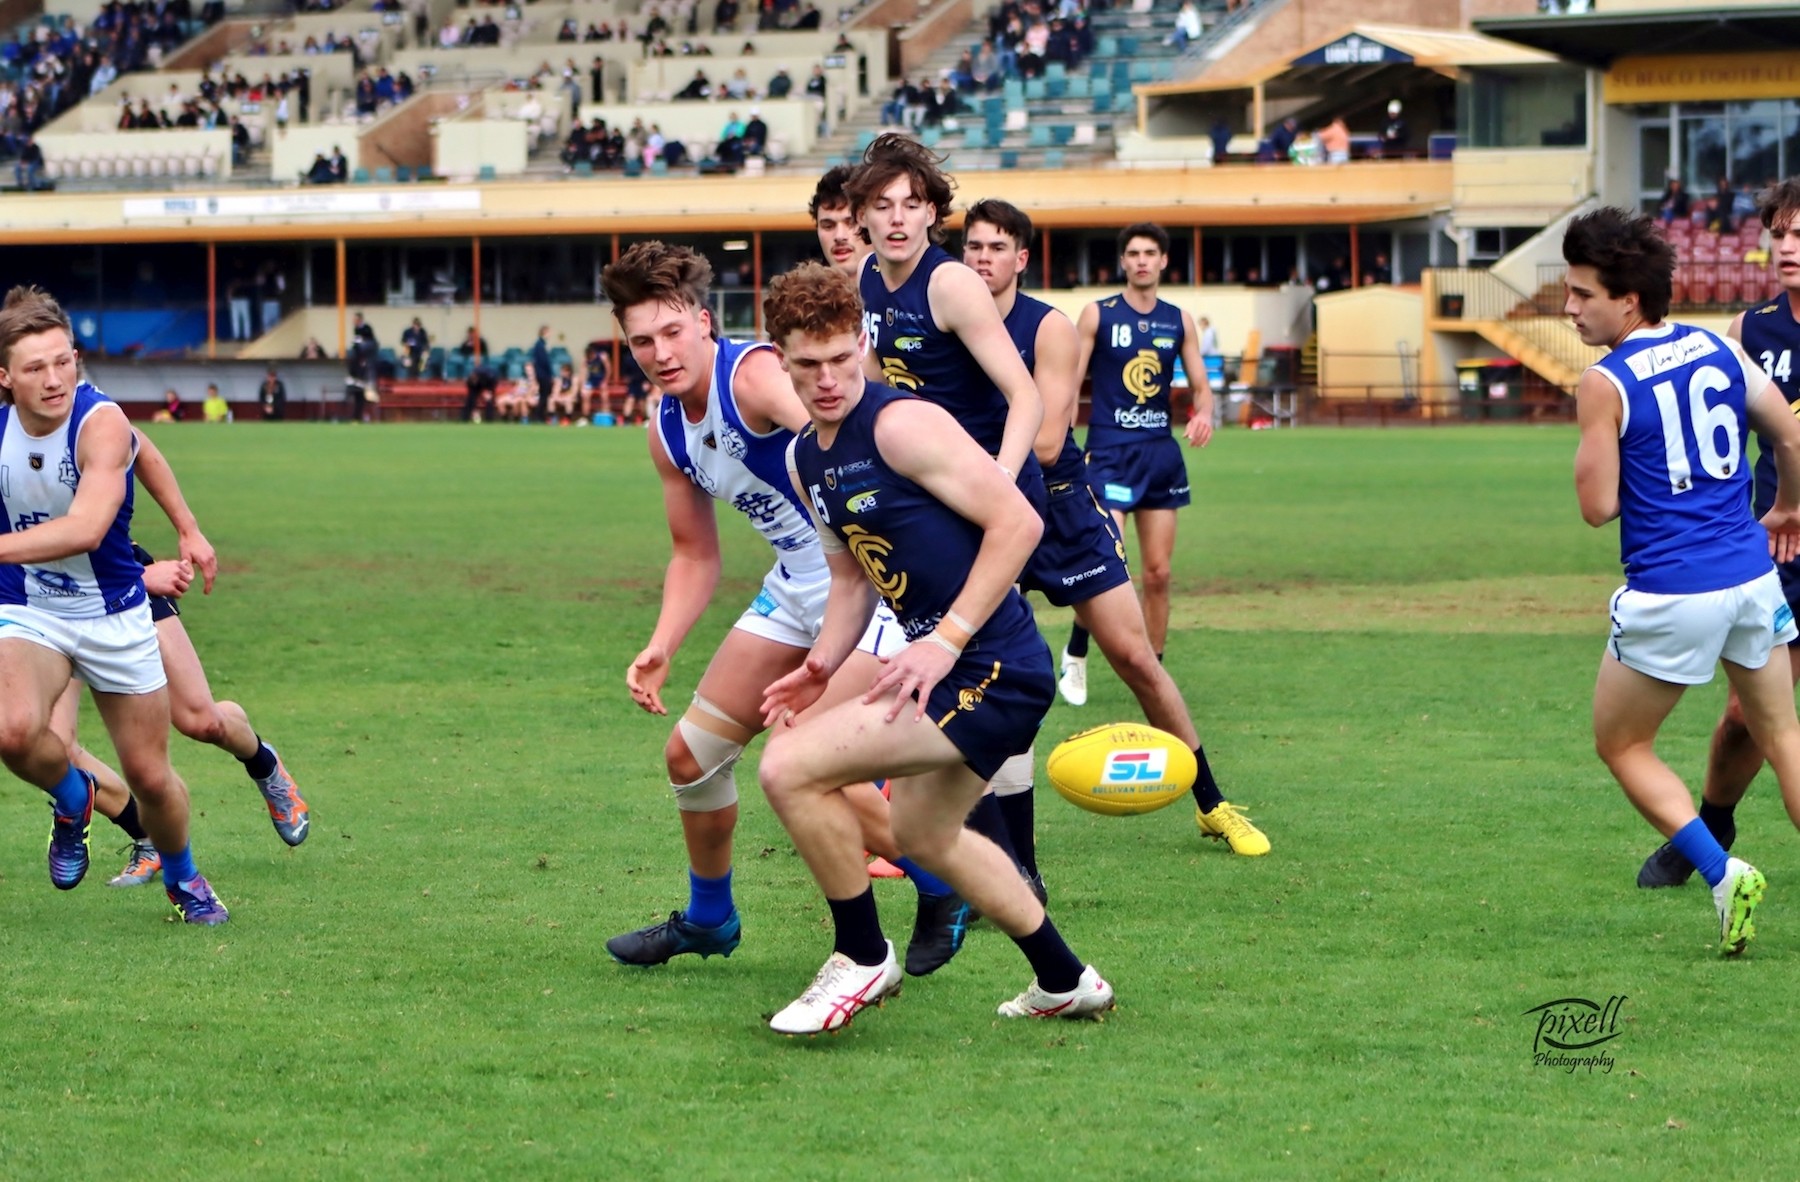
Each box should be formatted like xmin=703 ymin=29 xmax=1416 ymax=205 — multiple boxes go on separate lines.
xmin=1604 ymin=53 xmax=1800 ymax=104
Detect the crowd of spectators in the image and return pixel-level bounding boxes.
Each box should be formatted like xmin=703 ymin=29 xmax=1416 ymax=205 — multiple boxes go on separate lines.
xmin=2 ymin=0 xmax=228 ymax=176
xmin=561 ymin=115 xmax=692 ymax=169
xmin=1659 ymin=176 xmax=1766 ymax=236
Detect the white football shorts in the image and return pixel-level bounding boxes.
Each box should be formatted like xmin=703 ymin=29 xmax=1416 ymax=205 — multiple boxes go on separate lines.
xmin=1607 ymin=570 xmax=1798 ymax=686
xmin=732 ymin=560 xmax=906 ymax=658
xmin=0 ymin=601 xmax=167 ymax=694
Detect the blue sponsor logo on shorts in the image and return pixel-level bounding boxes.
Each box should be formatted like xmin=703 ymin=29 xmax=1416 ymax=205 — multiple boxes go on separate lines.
xmin=1103 ymin=482 xmax=1134 ymax=504
xmin=1776 ymin=603 xmax=1794 ymax=634
xmin=751 ymin=588 xmax=779 ymax=617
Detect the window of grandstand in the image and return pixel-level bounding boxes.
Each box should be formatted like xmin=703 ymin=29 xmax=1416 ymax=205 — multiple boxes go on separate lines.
xmin=1456 ymin=64 xmax=1587 ymax=149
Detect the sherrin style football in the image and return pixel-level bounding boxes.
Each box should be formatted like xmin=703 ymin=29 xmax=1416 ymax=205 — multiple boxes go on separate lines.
xmin=1045 ymin=723 xmax=1197 ymax=816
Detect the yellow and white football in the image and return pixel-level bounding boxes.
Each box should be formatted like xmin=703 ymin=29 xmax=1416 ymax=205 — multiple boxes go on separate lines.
xmin=1045 ymin=723 xmax=1197 ymax=816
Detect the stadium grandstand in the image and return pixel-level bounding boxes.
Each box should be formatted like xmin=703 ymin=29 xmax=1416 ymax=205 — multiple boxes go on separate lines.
xmin=1 ymin=0 xmax=1793 ymax=423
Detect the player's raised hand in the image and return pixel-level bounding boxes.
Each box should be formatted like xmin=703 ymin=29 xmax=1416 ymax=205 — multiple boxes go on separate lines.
xmin=626 ymin=643 xmax=672 ymax=715
xmin=1761 ymin=506 xmax=1800 ymax=565
xmin=761 ymin=653 xmax=832 ymax=729
xmin=178 ymin=528 xmax=218 ymax=594
xmin=865 ymin=640 xmax=956 ymax=723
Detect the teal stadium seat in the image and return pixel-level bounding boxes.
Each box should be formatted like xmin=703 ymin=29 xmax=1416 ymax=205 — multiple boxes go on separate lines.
xmin=1067 ymin=76 xmax=1090 ymax=98
xmin=396 ymin=165 xmax=412 ymax=182
xmin=1027 ymin=124 xmax=1051 ymax=149
xmin=920 ymin=125 xmax=942 ymax=149
xmin=351 ymin=167 xmax=370 ymax=183
xmin=650 ymin=158 xmax=669 ymax=175
xmin=1025 ymin=78 xmax=1047 ymax=100
xmin=1117 ymin=37 xmax=1138 ymax=57
xmin=1000 ymin=150 xmax=1018 ymax=169
xmin=478 ymin=164 xmax=497 ymax=181
xmin=416 ymin=165 xmax=434 ymax=182
xmin=1096 ymin=35 xmax=1118 ymax=57
xmin=374 ymin=166 xmax=392 ymax=183
xmin=1051 ymin=123 xmax=1075 ymax=145
xmin=1043 ymin=149 xmax=1065 ymax=169
xmin=573 ymin=160 xmax=594 ymax=176
xmin=1113 ymin=91 xmax=1135 ymax=113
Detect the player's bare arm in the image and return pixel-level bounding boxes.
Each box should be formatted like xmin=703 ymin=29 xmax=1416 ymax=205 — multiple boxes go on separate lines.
xmin=866 ymin=397 xmax=1043 ymax=720
xmin=929 ymin=262 xmax=1043 ymax=478
xmin=1574 ymin=368 xmax=1623 ymax=527
xmin=1073 ymin=300 xmax=1100 ymax=382
xmin=627 ymin=425 xmax=725 ymax=715
xmin=132 ymin=427 xmax=218 ymax=592
xmin=1032 ymin=308 xmax=1080 ymax=467
xmin=0 ymin=406 xmax=131 ymax=565
xmin=1177 ymin=307 xmax=1215 ymax=447
xmin=761 ymin=542 xmax=877 ymax=728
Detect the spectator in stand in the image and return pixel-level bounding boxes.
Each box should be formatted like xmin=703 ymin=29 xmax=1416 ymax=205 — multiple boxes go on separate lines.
xmin=1167 ymin=0 xmax=1202 ymax=49
xmin=531 ymin=324 xmax=554 ymax=422
xmin=723 ymin=66 xmax=753 ymax=100
xmin=259 ymin=366 xmax=287 ymax=420
xmin=742 ymin=107 xmax=767 ymax=156
xmin=347 ymin=311 xmax=378 ymax=422
xmin=328 ymin=144 xmax=348 ymax=182
xmin=971 ymin=39 xmax=1000 ymax=92
xmin=767 ymin=67 xmax=792 ymax=98
xmin=493 ymin=373 xmax=536 ymax=422
xmin=305 ymin=151 xmax=333 ymax=183
xmin=676 ymin=69 xmax=711 ymax=99
xmin=226 ymin=271 xmax=253 ymax=341
xmin=14 ymin=134 xmax=45 ymax=190
xmin=1658 ymin=177 xmax=1691 ymax=225
xmin=401 ymin=317 xmax=430 ymax=377
xmin=1209 ymin=116 xmax=1232 ymax=162
xmin=1268 ymin=116 xmax=1298 ymax=162
xmin=299 ymin=336 xmax=328 ymax=359
xmin=584 ymin=343 xmax=612 ymax=418
xmin=1380 ymin=100 xmax=1407 ymax=156
xmin=1318 ymin=116 xmax=1350 ymax=165
xmin=1710 ymin=175 xmax=1737 ymax=234
xmin=805 ymin=63 xmax=827 ymax=98
xmin=1197 ymin=316 xmax=1219 ymax=356
xmin=202 ymin=383 xmax=231 ymax=423
xmin=1367 ymin=252 xmax=1392 ymax=285
xmin=546 ymin=362 xmax=585 ymax=423
xmin=153 ymin=388 xmax=184 ymax=423
xmin=715 ymin=0 xmax=739 ymax=31
xmin=257 ymin=262 xmax=283 ymax=335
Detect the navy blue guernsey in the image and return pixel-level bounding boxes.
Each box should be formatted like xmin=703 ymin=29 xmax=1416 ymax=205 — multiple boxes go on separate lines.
xmin=1743 ymin=294 xmax=1800 ymax=521
xmin=861 ymin=245 xmax=1011 ymax=454
xmin=1085 ymin=294 xmax=1185 ymax=450
xmin=792 ymin=381 xmax=1038 ymax=647
xmin=1004 ymin=291 xmax=1085 ymax=490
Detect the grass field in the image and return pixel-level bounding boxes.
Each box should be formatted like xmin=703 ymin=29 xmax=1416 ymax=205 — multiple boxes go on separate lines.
xmin=4 ymin=422 xmax=1797 ymax=1179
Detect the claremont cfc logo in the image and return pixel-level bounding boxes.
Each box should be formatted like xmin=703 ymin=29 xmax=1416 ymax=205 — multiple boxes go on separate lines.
xmin=1523 ymin=995 xmax=1625 ymax=1074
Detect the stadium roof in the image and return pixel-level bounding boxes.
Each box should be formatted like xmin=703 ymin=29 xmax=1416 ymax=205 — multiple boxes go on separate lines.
xmin=1474 ymin=6 xmax=1800 ymax=69
xmin=1136 ymin=23 xmax=1559 ymax=98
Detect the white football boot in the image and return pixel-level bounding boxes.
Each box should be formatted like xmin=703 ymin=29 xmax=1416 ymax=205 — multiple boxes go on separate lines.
xmin=997 ymin=964 xmax=1115 ymax=1019
xmin=1058 ymin=648 xmax=1088 ymax=707
xmin=770 ymin=941 xmax=902 ymax=1035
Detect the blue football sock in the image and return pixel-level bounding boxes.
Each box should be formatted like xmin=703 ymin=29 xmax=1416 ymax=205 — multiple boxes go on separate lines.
xmin=160 ymin=844 xmax=198 ymax=887
xmin=50 ymin=764 xmax=90 ymax=817
xmin=686 ymin=868 xmax=734 ymax=928
xmin=1670 ymin=818 xmax=1729 ymax=888
xmin=895 ymin=856 xmax=952 ymax=898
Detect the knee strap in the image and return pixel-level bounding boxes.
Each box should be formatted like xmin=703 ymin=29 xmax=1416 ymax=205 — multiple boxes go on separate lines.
xmin=670 ymin=695 xmax=757 ymax=813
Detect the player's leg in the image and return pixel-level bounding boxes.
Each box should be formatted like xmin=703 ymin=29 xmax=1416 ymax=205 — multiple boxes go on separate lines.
xmin=1131 ymin=507 xmax=1180 ymax=658
xmin=84 ymin=607 xmax=227 ymax=923
xmin=1594 ymin=651 xmax=1759 ymax=953
xmin=90 ymin=685 xmax=224 ymax=922
xmin=605 ymin=626 xmax=799 ymax=966
xmin=0 ymin=636 xmax=100 ymax=889
xmin=1639 ymin=643 xmax=1798 ymax=886
xmin=157 ymin=615 xmax=309 ymax=846
xmin=46 ymin=675 xmax=161 ymax=885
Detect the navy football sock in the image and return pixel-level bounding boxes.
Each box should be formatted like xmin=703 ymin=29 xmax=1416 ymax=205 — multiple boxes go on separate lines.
xmin=828 ymin=887 xmax=888 ymax=966
xmin=1065 ymin=625 xmax=1090 ymax=659
xmin=1189 ymin=745 xmax=1225 ymax=813
xmin=997 ymin=788 xmax=1038 ymax=878
xmin=966 ymin=792 xmax=1022 ymax=867
xmin=109 ymin=796 xmax=148 ymax=841
xmin=1013 ymin=917 xmax=1084 ymax=995
xmin=241 ymin=737 xmax=279 ymax=781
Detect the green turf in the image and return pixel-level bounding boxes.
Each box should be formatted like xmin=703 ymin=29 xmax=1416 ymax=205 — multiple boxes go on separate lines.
xmin=3 ymin=422 xmax=1793 ymax=1178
